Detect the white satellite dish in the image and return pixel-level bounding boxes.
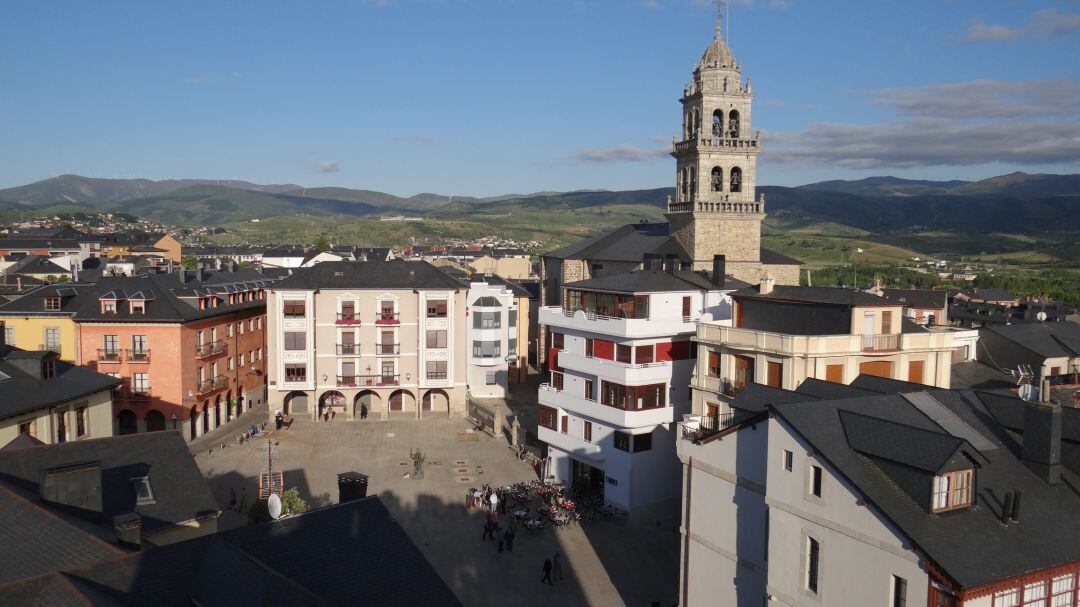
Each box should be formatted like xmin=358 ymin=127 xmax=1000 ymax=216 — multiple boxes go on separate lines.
xmin=1037 ymin=311 xmax=1048 ymax=322
xmin=267 ymin=493 xmax=283 ymax=519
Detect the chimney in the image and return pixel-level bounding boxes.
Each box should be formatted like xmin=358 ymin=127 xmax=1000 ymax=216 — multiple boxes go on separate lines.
xmin=711 ymin=255 xmax=726 ymax=288
xmin=1000 ymin=491 xmax=1014 ymax=525
xmin=1010 ymin=490 xmax=1022 ymax=523
xmin=113 ymin=513 xmax=142 ymax=549
xmin=760 ymin=275 xmax=775 ymax=295
xmin=1022 ymin=402 xmax=1062 ymax=485
xmin=195 ymin=266 xmax=203 ymax=283
xmin=254 ymin=263 xmax=263 ymax=274
xmin=663 ymin=254 xmax=679 ymax=274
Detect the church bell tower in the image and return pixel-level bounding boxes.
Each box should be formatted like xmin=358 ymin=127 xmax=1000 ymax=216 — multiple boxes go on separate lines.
xmin=666 ymin=7 xmax=766 ymax=280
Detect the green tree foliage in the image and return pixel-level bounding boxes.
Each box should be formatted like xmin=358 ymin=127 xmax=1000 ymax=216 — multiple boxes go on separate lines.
xmin=805 ymin=264 xmax=943 ymax=290
xmin=246 ymin=487 xmax=310 ymax=523
xmin=181 ymin=255 xmax=198 ymax=270
xmin=315 ymin=235 xmax=329 ymax=252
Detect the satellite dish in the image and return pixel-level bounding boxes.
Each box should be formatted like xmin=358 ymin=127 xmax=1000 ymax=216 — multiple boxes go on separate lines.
xmin=1037 ymin=311 xmax=1048 ymax=322
xmin=267 ymin=493 xmax=283 ymax=519
xmin=1019 ymin=384 xmax=1036 ymax=402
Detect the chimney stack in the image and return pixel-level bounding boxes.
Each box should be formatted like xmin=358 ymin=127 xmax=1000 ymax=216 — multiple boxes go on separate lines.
xmin=195 ymin=266 xmax=203 ymax=283
xmin=711 ymin=255 xmax=726 ymax=288
xmin=113 ymin=513 xmax=142 ymax=549
xmin=1022 ymin=402 xmax=1062 ymax=485
xmin=760 ymin=275 xmax=776 ymax=295
xmin=1000 ymin=492 xmax=1014 ymax=525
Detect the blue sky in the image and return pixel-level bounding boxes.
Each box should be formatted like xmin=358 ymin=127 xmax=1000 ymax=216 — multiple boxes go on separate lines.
xmin=1 ymin=0 xmax=1078 ymax=196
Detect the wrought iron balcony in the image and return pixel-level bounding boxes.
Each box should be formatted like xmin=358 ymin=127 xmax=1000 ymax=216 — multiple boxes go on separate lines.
xmin=196 ymin=341 xmax=226 ymax=358
xmin=336 ymin=343 xmax=359 ymax=356
xmin=129 ymin=387 xmax=152 ymax=399
xmin=97 ymin=349 xmax=122 ymax=363
xmin=127 ymin=349 xmax=150 ymax=363
xmin=376 ymin=343 xmax=400 ymax=356
xmin=336 ymin=313 xmax=361 ymax=325
xmin=375 ymin=312 xmax=400 ymax=325
xmin=196 ymin=375 xmax=227 ymax=396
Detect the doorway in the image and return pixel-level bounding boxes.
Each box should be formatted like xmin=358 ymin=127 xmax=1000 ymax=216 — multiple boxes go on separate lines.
xmin=571 ymin=459 xmax=605 ymax=498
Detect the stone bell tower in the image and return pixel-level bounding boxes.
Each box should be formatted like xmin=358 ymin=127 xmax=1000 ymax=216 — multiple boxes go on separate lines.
xmin=666 ymin=9 xmax=766 ymax=281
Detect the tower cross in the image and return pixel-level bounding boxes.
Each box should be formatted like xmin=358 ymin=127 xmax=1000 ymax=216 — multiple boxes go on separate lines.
xmin=714 ymin=0 xmax=725 ymax=39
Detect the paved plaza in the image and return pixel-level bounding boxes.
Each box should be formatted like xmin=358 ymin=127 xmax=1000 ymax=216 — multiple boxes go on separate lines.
xmin=192 ymin=404 xmax=680 ymax=607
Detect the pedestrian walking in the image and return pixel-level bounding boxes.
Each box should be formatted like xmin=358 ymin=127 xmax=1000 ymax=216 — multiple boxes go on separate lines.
xmin=499 ymin=489 xmax=507 ymax=515
xmin=482 ymin=515 xmax=495 ymax=540
xmin=489 ymin=491 xmax=498 ymax=514
xmin=229 ymin=487 xmax=237 ymax=511
xmin=553 ymin=551 xmax=564 ymax=581
xmin=330 ymin=408 xmax=336 ymax=421
xmin=239 ymin=487 xmax=247 ymax=513
xmin=497 ymin=526 xmax=505 ymax=553
xmin=505 ymin=527 xmax=515 ymax=552
xmin=541 ymin=558 xmax=553 ymax=585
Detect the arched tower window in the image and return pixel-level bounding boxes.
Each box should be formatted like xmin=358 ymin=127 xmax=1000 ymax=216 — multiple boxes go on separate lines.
xmin=712 ymin=110 xmax=723 ymax=137
xmin=688 ymin=166 xmax=697 ymax=201
xmin=728 ymin=110 xmax=740 ymax=138
xmin=711 ymin=167 xmax=723 ymax=192
xmin=730 ymin=166 xmax=743 ymax=193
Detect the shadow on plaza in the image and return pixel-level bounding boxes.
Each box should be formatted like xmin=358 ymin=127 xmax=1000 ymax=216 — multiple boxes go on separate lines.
xmin=374 ymin=489 xmax=594 ymax=606
xmin=201 ymin=466 xmax=333 ymax=526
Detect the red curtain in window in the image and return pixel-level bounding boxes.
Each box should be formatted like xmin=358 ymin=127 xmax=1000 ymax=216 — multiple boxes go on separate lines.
xmin=593 ymin=339 xmax=614 ymax=360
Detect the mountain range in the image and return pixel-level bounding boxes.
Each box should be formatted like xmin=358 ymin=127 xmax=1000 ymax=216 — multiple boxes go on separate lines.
xmin=0 ymin=171 xmax=1078 ymax=233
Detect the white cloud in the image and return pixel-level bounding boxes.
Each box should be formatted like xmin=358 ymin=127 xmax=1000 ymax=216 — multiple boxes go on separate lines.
xmin=569 ymin=144 xmax=669 ymax=164
xmin=962 ymin=9 xmax=1080 ymax=42
xmin=311 ymin=161 xmax=340 ymax=174
xmin=765 ymin=79 xmax=1080 ymax=169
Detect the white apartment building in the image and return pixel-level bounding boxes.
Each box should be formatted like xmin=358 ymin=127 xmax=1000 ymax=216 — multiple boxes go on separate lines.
xmin=676 ymin=380 xmax=1080 ymax=607
xmin=538 ymin=256 xmax=743 ymax=513
xmin=464 ymin=273 xmax=530 ymax=398
xmin=266 ymin=261 xmax=468 ymax=419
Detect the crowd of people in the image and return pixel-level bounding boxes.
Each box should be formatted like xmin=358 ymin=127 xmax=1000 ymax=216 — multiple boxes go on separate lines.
xmin=468 ymin=483 xmax=569 ymax=586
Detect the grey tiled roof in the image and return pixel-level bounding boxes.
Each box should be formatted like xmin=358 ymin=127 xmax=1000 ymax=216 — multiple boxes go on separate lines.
xmin=733 ymin=285 xmax=892 ymax=306
xmin=274 ymin=260 xmax=466 ymax=291
xmin=0 ymin=431 xmax=219 ymax=535
xmin=0 ymin=347 xmax=121 ymax=420
xmin=981 ymin=321 xmax=1080 ymax=359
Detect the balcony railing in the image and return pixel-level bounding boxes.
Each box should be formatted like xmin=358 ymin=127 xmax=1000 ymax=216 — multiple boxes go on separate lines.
xmin=680 ymin=412 xmax=737 ymax=444
xmin=196 ymin=341 xmax=226 ymax=358
xmin=196 ymin=375 xmax=227 ymax=396
xmin=98 ymin=349 xmax=122 ymax=362
xmin=426 ymin=372 xmax=448 ymax=380
xmin=336 ymin=343 xmax=359 ymax=356
xmin=129 ymin=388 xmax=152 ymax=399
xmin=38 ymin=344 xmax=62 ymax=355
xmin=338 ymin=374 xmax=400 ymax=387
xmin=376 ymin=343 xmax=400 ymax=356
xmin=861 ymin=333 xmax=901 ymax=352
xmin=336 ymin=313 xmax=361 ymax=325
xmin=375 ymin=312 xmax=400 ymax=325
xmin=127 ymin=349 xmax=150 ymax=363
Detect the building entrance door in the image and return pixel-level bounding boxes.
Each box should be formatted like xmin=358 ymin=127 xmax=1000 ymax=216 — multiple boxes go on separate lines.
xmin=571 ymin=459 xmax=605 ymax=498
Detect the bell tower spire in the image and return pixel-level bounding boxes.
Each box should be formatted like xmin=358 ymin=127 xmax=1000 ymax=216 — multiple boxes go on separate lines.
xmin=666 ymin=5 xmax=766 ymax=280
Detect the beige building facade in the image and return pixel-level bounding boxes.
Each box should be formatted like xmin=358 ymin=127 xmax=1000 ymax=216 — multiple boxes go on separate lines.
xmin=267 ymin=261 xmax=469 ymax=420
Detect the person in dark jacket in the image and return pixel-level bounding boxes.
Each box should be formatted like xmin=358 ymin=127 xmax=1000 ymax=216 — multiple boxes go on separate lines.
xmin=541 ymin=558 xmax=553 ymax=585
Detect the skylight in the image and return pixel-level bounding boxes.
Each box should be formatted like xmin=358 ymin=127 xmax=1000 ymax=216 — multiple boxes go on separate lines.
xmin=132 ymin=476 xmax=156 ymax=505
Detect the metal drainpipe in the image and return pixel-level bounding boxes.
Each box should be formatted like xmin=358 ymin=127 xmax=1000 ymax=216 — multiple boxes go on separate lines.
xmin=681 ymin=457 xmax=693 ymax=607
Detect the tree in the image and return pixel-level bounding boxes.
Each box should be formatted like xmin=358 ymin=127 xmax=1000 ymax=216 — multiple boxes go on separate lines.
xmin=315 ymin=235 xmax=329 ymax=253
xmin=181 ymin=255 xmax=198 ymax=270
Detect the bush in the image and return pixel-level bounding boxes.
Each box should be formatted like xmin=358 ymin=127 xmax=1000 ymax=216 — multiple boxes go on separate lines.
xmin=246 ymin=487 xmax=310 ymax=523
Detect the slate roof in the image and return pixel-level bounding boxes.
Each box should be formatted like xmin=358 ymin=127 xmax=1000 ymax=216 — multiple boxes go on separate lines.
xmin=470 ymin=273 xmax=532 ymax=298
xmin=0 ymin=483 xmax=122 ymax=585
xmin=0 ymin=283 xmax=93 ymax=315
xmin=0 ymin=347 xmax=121 ymax=420
xmin=771 ymin=388 xmax=1080 ymax=589
xmin=71 ymin=269 xmax=277 ymax=323
xmin=733 ymin=285 xmax=894 ymax=306
xmin=0 ymin=431 xmax=219 ymax=535
xmin=981 ymin=321 xmax=1080 ymax=359
xmin=794 ymin=377 xmax=880 ymax=400
xmin=950 ymin=288 xmax=1017 ymax=302
xmin=274 ymin=260 xmax=466 ymax=291
xmin=882 ymin=288 xmax=948 ymax=309
xmin=0 ymin=497 xmax=461 ymax=606
xmin=4 ymin=254 xmax=72 ymax=275
xmin=566 ymin=268 xmax=735 ymax=294
xmin=850 ymin=374 xmax=935 ymax=393
xmin=0 ymin=238 xmax=84 ymax=251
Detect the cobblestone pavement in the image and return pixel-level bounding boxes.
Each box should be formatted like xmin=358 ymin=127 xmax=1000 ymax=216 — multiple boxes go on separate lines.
xmin=193 ymin=413 xmax=679 ymax=607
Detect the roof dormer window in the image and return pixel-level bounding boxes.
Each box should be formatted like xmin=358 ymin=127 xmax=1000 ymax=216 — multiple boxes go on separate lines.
xmin=102 ymin=299 xmax=117 ymax=314
xmin=129 ymin=300 xmax=145 ymax=314
xmin=932 ymin=469 xmax=973 ymax=512
xmin=41 ymin=358 xmax=56 ymax=379
xmin=44 ymin=297 xmax=61 ymax=311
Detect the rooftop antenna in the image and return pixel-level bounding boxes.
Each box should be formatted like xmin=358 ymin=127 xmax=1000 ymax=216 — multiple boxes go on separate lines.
xmin=714 ymin=0 xmax=726 ymax=40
